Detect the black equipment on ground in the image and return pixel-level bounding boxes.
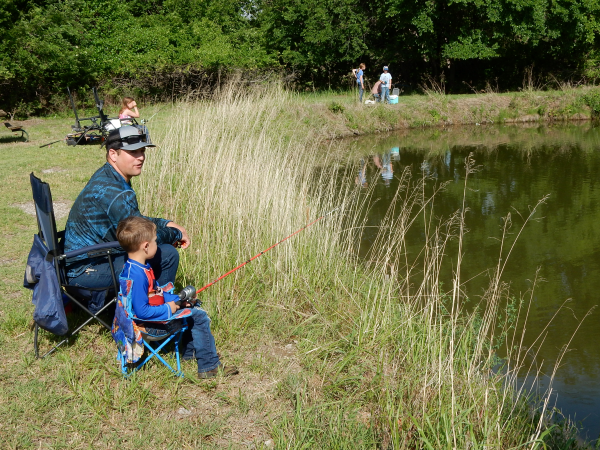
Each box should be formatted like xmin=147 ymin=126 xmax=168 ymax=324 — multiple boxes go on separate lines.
xmin=65 ymin=87 xmax=106 ymax=146
xmin=64 ymin=87 xmax=142 ymax=146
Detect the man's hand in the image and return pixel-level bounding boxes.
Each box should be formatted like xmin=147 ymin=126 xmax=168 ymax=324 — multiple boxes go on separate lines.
xmin=167 ymin=222 xmax=191 ymax=249
xmin=168 ymin=301 xmax=179 ymax=314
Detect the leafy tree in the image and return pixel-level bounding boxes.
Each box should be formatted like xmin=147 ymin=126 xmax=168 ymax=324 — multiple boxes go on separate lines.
xmin=261 ymin=0 xmax=371 ymax=85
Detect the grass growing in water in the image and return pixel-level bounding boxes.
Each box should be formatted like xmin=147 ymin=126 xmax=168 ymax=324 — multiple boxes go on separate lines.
xmin=138 ymin=84 xmax=576 ymax=447
xmin=0 ymin=83 xmax=586 ymax=448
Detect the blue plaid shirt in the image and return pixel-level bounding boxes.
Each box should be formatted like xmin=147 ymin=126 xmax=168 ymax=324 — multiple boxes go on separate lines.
xmin=65 ymin=163 xmax=181 ymax=277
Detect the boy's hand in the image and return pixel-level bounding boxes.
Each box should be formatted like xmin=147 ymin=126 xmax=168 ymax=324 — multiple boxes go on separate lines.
xmin=168 ymin=302 xmax=179 ymax=314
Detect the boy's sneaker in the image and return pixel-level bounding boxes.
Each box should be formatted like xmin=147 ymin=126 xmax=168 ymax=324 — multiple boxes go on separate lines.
xmin=198 ymin=365 xmax=239 ymax=379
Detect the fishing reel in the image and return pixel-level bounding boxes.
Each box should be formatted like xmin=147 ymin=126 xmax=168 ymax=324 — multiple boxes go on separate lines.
xmin=176 ymin=285 xmax=201 ymax=307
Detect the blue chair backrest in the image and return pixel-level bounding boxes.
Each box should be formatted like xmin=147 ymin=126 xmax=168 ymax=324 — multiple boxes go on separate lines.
xmin=30 ymin=173 xmax=60 ymax=254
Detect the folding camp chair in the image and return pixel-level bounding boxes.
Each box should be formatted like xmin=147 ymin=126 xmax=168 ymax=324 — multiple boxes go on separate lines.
xmin=113 ymin=281 xmax=192 ymax=377
xmin=25 ymin=173 xmax=121 ymax=358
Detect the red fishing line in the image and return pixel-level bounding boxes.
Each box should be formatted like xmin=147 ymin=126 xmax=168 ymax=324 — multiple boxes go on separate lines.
xmin=196 ymin=207 xmax=340 ymax=294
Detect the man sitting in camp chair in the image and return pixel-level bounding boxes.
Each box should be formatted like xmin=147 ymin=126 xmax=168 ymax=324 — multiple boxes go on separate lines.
xmin=64 ymin=126 xmax=190 ymax=313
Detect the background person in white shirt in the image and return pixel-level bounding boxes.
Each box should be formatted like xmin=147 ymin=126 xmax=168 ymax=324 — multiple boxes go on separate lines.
xmin=380 ymin=66 xmax=392 ymax=103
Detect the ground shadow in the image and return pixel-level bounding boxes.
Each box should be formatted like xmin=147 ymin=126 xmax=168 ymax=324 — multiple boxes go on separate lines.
xmin=0 ymin=135 xmax=27 ymax=144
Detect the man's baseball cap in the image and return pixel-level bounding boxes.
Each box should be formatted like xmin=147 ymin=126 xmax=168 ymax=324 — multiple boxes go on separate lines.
xmin=383 ymin=66 xmax=389 ymax=71
xmin=104 ymin=126 xmax=155 ymax=151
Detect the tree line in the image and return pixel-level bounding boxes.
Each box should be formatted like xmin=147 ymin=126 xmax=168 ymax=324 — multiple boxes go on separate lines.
xmin=1 ymin=0 xmax=599 ymax=114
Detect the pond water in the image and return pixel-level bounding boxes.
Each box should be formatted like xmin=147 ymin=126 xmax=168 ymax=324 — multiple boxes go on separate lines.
xmin=350 ymin=123 xmax=600 ymax=442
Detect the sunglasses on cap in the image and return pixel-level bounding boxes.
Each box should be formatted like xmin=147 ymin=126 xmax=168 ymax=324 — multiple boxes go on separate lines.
xmin=121 ymin=134 xmax=147 ymax=145
xmin=105 ymin=133 xmax=148 ymax=148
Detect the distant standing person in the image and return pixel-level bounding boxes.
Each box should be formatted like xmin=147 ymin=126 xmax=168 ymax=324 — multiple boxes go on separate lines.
xmin=352 ymin=63 xmax=366 ymax=103
xmin=380 ymin=66 xmax=392 ymax=104
xmin=371 ymin=80 xmax=382 ymax=102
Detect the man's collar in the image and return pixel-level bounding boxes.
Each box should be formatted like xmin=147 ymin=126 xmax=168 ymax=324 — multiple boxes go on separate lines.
xmin=105 ymin=162 xmax=132 ymax=186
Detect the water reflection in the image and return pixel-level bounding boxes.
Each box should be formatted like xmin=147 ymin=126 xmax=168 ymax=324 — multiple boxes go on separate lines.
xmin=349 ymin=123 xmax=600 ymax=442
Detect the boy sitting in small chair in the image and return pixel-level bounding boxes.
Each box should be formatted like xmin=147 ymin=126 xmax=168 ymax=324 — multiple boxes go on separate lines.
xmin=116 ymin=216 xmax=238 ymax=378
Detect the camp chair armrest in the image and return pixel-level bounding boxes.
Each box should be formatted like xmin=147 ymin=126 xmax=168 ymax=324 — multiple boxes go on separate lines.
xmin=63 ymin=241 xmax=121 ymax=259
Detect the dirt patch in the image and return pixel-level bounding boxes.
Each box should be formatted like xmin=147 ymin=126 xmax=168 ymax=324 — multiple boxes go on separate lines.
xmin=0 ymin=258 xmax=17 ymax=266
xmin=13 ymin=201 xmax=71 ymax=219
xmin=14 ymin=118 xmax=45 ymax=126
xmin=41 ymin=167 xmax=67 ymax=174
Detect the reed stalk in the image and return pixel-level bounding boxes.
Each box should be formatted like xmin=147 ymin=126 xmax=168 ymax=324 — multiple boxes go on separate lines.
xmin=134 ymin=82 xmax=579 ymax=448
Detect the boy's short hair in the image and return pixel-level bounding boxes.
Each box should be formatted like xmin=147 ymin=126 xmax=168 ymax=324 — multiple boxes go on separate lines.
xmin=117 ymin=216 xmax=157 ymax=253
xmin=359 ymin=63 xmax=366 ymax=69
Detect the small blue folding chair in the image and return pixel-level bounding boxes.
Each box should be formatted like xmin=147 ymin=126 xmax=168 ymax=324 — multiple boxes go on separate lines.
xmin=112 ymin=278 xmax=193 ymax=377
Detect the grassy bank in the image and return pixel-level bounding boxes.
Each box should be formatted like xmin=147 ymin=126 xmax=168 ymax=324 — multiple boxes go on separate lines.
xmin=0 ymin=85 xmax=584 ymax=448
xmin=292 ymin=84 xmax=600 ymax=139
xmin=6 ymin=83 xmax=600 ymax=143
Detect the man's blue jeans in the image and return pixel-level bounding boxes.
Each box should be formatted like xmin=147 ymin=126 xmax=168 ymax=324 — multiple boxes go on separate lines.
xmin=381 ymin=86 xmax=390 ymax=103
xmin=358 ymin=85 xmax=364 ymax=102
xmin=182 ymin=306 xmax=221 ymax=373
xmin=67 ymin=244 xmax=180 ymax=313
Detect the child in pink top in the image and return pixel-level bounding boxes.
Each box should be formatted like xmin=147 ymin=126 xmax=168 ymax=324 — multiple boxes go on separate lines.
xmin=119 ymin=97 xmax=140 ymax=124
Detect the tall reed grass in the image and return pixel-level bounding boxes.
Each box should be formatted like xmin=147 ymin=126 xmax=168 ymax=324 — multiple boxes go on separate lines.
xmin=139 ymin=83 xmax=574 ymax=448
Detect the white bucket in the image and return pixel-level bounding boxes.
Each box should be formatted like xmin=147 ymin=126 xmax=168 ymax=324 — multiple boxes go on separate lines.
xmin=103 ymin=119 xmax=123 ymax=131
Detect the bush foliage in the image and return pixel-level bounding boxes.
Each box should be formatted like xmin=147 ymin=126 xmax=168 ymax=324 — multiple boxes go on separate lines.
xmin=1 ymin=0 xmax=600 ymax=112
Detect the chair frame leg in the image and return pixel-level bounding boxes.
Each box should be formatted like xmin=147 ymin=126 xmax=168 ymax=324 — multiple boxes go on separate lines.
xmin=34 ymin=323 xmax=39 ymax=359
xmin=120 ymin=329 xmax=186 ymax=378
xmin=37 ymin=297 xmax=116 ymax=359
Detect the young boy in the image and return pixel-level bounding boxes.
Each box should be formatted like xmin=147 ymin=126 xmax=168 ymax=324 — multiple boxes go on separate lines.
xmin=116 ymin=216 xmax=238 ymax=378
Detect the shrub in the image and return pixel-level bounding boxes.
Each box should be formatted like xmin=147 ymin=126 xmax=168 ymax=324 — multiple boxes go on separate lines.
xmin=328 ymin=101 xmax=345 ymax=114
xmin=583 ymin=91 xmax=600 ymax=119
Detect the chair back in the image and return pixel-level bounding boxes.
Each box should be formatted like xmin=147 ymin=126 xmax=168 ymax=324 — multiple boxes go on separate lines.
xmin=30 ymin=173 xmax=60 ymax=254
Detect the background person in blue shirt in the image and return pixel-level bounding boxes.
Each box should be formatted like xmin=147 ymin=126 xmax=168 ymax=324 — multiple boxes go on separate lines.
xmin=64 ymin=126 xmax=190 ymax=311
xmin=352 ymin=63 xmax=366 ymax=102
xmin=380 ymin=66 xmax=392 ymax=103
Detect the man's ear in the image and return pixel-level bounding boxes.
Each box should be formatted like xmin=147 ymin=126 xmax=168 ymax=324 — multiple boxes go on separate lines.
xmin=108 ymin=148 xmax=117 ymax=162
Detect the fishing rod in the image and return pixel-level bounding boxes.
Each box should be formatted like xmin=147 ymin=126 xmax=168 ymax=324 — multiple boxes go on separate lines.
xmin=141 ymin=105 xmax=167 ymax=124
xmin=193 ymin=206 xmax=341 ymax=295
xmin=40 ymin=139 xmax=66 ymax=148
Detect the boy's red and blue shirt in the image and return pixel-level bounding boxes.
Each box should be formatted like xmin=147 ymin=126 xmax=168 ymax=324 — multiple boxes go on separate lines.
xmin=111 ymin=259 xmax=192 ymax=364
xmin=120 ymin=259 xmax=179 ymax=321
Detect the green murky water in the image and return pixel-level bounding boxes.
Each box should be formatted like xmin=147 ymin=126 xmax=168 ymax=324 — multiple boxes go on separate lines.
xmin=351 ymin=123 xmax=600 ymax=440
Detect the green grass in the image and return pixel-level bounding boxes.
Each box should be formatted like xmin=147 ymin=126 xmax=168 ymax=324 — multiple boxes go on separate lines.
xmin=0 ymin=83 xmax=592 ymax=448
xmin=290 ymin=84 xmax=600 ymax=137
